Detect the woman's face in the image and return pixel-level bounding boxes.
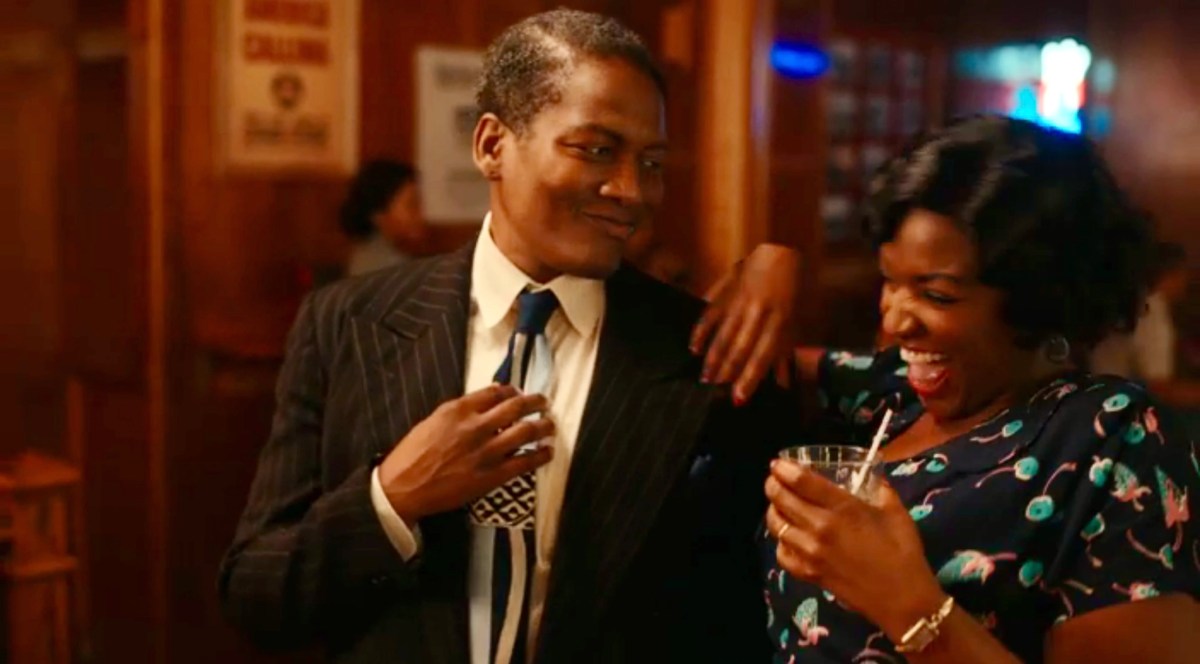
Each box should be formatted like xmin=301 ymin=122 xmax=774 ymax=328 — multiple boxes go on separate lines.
xmin=879 ymin=209 xmax=1043 ymax=423
xmin=374 ymin=182 xmax=426 ymax=248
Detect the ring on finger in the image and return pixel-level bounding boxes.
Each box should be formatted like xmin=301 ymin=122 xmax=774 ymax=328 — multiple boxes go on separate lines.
xmin=776 ymin=523 xmax=791 ymax=540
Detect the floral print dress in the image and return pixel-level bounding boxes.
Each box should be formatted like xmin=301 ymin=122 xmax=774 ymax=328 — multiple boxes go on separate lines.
xmin=761 ymin=347 xmax=1200 ymax=663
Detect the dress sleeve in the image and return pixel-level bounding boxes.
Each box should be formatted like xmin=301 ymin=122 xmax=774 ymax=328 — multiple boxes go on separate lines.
xmin=814 ymin=347 xmax=907 ymax=445
xmin=1043 ymin=386 xmax=1200 ymax=623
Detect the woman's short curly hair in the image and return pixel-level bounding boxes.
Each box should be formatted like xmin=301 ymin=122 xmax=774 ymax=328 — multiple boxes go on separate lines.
xmin=338 ymin=160 xmax=416 ymax=240
xmin=863 ymin=115 xmax=1154 ymax=349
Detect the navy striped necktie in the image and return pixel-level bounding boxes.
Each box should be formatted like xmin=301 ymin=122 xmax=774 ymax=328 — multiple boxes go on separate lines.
xmin=469 ymin=288 xmax=558 ymax=664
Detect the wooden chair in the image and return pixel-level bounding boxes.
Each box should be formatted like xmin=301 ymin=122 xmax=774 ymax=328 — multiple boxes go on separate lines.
xmin=0 ymin=452 xmax=79 ymax=664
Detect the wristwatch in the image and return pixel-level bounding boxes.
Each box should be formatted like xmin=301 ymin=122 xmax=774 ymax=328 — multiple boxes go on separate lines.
xmin=894 ymin=595 xmax=956 ymax=654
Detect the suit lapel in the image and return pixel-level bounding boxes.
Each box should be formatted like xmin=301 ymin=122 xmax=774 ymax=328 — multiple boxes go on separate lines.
xmin=350 ymin=242 xmax=475 ymax=664
xmin=361 ymin=243 xmax=474 ymax=451
xmin=538 ymin=267 xmax=716 ymax=649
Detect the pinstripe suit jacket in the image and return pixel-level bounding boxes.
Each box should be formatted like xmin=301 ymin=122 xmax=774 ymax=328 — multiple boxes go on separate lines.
xmin=218 ymin=241 xmax=799 ymax=662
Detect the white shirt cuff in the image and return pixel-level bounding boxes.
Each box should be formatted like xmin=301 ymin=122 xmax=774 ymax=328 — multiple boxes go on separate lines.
xmin=370 ymin=465 xmax=423 ymax=561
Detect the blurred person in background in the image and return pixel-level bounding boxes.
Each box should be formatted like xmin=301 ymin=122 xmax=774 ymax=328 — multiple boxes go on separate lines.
xmin=696 ymin=116 xmax=1199 ymax=663
xmin=1092 ymin=241 xmax=1188 ymax=382
xmin=340 ymin=159 xmax=428 ymax=276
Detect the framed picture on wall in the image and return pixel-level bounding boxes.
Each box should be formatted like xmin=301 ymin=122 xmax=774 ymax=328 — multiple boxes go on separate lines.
xmin=215 ymin=0 xmax=361 ymax=175
xmin=415 ymin=46 xmax=489 ymax=224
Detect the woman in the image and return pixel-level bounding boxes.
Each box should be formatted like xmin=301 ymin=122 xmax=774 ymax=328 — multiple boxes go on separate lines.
xmin=340 ymin=159 xmax=427 ymax=276
xmin=696 ymin=117 xmax=1199 ymax=662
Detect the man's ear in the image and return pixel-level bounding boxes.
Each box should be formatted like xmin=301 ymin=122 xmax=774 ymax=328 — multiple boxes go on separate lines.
xmin=473 ymin=112 xmax=509 ymax=181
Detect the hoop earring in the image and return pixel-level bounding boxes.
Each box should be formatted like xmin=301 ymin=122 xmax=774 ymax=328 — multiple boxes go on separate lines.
xmin=1045 ymin=335 xmax=1071 ymax=364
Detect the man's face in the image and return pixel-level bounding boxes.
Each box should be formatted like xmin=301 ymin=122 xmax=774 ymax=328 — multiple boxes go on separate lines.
xmin=481 ymin=56 xmax=667 ymax=282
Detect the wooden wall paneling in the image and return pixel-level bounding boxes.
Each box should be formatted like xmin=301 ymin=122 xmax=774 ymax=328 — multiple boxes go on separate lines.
xmin=167 ymin=352 xmax=314 ymax=663
xmin=0 ymin=1 xmax=71 ymax=31
xmin=0 ymin=1 xmax=152 ymax=661
xmin=63 ymin=378 xmax=91 ymax=661
xmin=693 ymin=0 xmax=776 ymax=287
xmin=1088 ymin=0 xmax=1200 ymax=333
xmin=768 ymin=0 xmax=830 ymax=342
xmin=78 ymin=387 xmax=154 ymax=663
xmin=949 ymin=0 xmax=1090 ymax=46
xmin=655 ymin=2 xmax=702 ymax=288
xmin=76 ymin=0 xmax=126 ymax=31
xmin=141 ymin=0 xmax=169 ymax=656
xmin=0 ymin=56 xmax=68 ymax=460
xmin=832 ymin=0 xmax=954 ymax=40
xmin=119 ymin=0 xmax=168 ymax=660
xmin=62 ymin=58 xmax=142 ymax=385
xmin=61 ymin=10 xmax=140 ymax=659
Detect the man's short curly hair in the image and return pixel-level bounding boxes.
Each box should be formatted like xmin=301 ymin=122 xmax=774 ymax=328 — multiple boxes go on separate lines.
xmin=475 ymin=8 xmax=666 ymax=134
xmin=864 ymin=115 xmax=1154 ymax=350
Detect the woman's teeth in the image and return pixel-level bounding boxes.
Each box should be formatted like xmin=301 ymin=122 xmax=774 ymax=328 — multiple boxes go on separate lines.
xmin=900 ymin=348 xmax=948 ymax=365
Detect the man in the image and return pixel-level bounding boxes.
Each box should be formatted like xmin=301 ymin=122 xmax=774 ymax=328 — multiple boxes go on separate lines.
xmin=1091 ymin=241 xmax=1187 ymax=381
xmin=219 ymin=9 xmax=796 ymax=663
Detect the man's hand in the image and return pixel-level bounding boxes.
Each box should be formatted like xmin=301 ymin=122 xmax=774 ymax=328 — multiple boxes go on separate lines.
xmin=378 ymin=384 xmax=555 ymax=523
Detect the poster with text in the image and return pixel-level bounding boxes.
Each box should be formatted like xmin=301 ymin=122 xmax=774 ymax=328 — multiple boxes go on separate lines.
xmin=218 ymin=0 xmax=359 ymax=174
xmin=416 ymin=46 xmax=489 ymax=224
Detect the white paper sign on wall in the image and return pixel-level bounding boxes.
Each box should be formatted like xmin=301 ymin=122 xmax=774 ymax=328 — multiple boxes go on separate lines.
xmin=415 ymin=47 xmax=489 ymax=224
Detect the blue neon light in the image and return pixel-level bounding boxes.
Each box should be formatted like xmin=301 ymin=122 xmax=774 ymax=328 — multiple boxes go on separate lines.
xmin=771 ymin=42 xmax=830 ymax=79
xmin=1010 ymin=84 xmax=1041 ymax=124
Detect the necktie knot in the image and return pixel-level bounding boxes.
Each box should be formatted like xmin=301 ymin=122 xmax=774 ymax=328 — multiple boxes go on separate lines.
xmin=515 ymin=289 xmax=559 ymax=335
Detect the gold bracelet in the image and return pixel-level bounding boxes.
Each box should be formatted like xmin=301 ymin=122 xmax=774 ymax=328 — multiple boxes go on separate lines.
xmin=894 ymin=595 xmax=956 ymax=654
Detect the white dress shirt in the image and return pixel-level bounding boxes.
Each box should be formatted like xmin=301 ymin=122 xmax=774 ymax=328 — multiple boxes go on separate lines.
xmin=369 ymin=214 xmax=604 ymax=663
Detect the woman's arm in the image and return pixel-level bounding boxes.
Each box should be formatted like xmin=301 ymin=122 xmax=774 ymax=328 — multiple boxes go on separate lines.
xmin=873 ymin=596 xmax=1196 ymax=664
xmin=872 ymin=597 xmax=1197 ymax=664
xmin=1044 ymin=594 xmax=1198 ymax=663
xmin=691 ymin=244 xmax=802 ymax=402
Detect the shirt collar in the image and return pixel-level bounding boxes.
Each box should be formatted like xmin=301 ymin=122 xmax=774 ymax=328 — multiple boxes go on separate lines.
xmin=471 ymin=213 xmax=605 ymax=336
